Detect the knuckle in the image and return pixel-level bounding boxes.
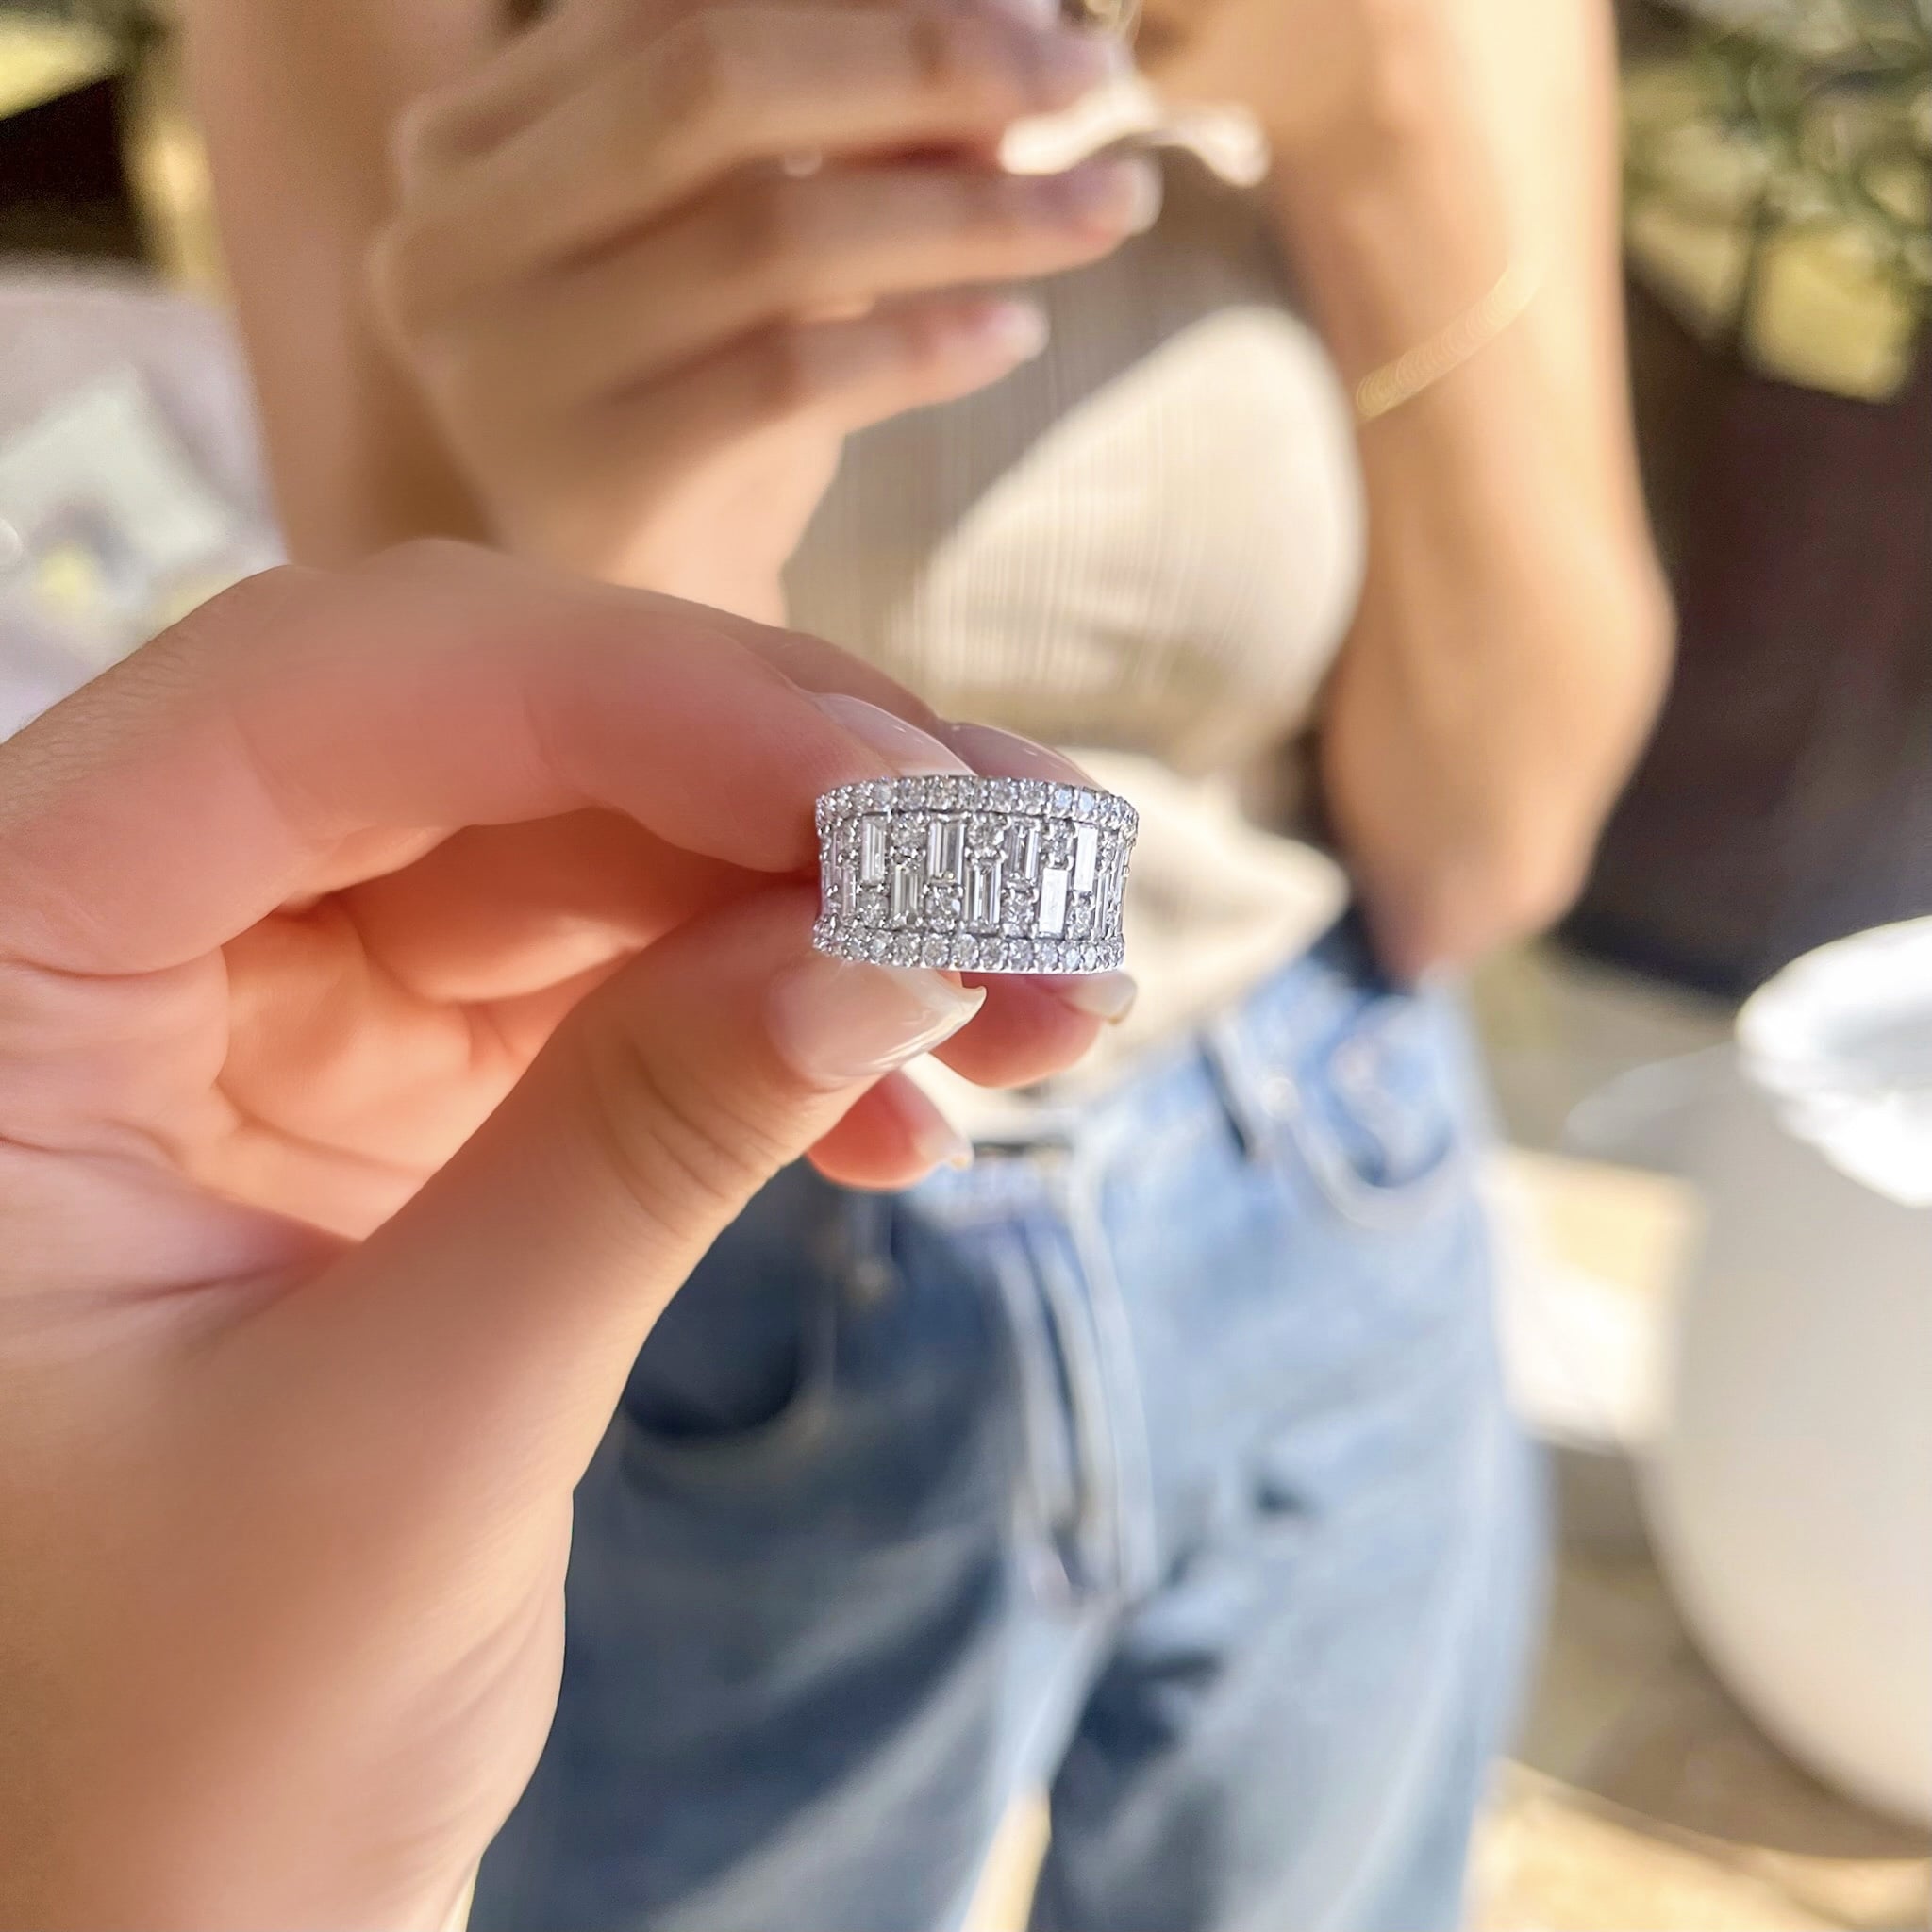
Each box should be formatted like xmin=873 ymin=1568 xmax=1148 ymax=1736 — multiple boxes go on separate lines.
xmin=571 ymin=1008 xmax=779 ymax=1247
xmin=365 ymin=211 xmax=481 ymax=356
xmin=387 ymin=89 xmax=454 ymax=191
xmin=654 ymin=9 xmax=750 ymax=138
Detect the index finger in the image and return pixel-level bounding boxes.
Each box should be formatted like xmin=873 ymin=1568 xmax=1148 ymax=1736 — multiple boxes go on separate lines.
xmin=0 ymin=543 xmax=945 ymax=975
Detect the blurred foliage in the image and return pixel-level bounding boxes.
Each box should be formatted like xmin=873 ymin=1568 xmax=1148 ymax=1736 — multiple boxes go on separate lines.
xmin=1625 ymin=0 xmax=1931 ymax=396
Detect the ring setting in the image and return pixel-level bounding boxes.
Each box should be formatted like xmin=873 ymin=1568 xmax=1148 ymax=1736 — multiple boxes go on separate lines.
xmin=813 ymin=774 xmax=1137 ymax=974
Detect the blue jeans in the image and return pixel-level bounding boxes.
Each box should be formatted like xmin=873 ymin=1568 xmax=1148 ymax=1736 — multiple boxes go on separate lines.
xmin=475 ymin=922 xmax=1543 ymax=1932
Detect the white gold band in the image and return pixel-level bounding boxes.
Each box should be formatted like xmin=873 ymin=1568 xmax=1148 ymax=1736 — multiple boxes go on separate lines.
xmin=812 ymin=774 xmax=1137 ymax=974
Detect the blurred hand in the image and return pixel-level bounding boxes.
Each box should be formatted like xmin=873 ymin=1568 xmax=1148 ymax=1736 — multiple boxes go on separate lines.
xmin=0 ymin=544 xmax=1110 ymax=1930
xmin=369 ymin=0 xmax=1156 ymax=621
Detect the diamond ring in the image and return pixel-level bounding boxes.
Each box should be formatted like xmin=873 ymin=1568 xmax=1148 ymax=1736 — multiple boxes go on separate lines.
xmin=813 ymin=774 xmax=1137 ymax=974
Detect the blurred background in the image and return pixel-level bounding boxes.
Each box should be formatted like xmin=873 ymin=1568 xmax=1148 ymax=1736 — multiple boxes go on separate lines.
xmin=1 ymin=0 xmax=1927 ymax=1925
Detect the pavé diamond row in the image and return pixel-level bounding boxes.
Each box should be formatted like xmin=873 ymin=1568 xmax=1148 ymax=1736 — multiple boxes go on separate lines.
xmin=811 ymin=774 xmax=1138 ymax=974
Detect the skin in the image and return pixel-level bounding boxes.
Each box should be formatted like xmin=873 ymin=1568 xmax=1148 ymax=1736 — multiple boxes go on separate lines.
xmin=179 ymin=0 xmax=1672 ymax=980
xmin=0 ymin=11 xmax=1671 ymax=1916
xmin=0 ymin=544 xmax=1108 ymax=1930
xmin=1155 ymin=0 xmax=1676 ymax=973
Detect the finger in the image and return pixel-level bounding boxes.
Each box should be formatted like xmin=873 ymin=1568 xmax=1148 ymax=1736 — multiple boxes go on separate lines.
xmin=277 ymin=889 xmax=991 ymax=1491
xmin=336 ymin=793 xmax=1121 ymax=1077
xmin=910 ymin=720 xmax=1140 ymax=1067
xmin=393 ymin=0 xmax=934 ymax=188
xmin=929 ymin=971 xmax=1126 ymax=1084
xmin=0 ymin=546 xmax=959 ymax=975
xmin=337 ymin=809 xmax=741 ymax=1003
xmin=805 ymin=1071 xmax=974 ymax=1189
xmin=382 ymin=5 xmax=1122 ymax=308
xmin=576 ymin=292 xmax=1050 ymax=499
xmin=499 ymin=157 xmax=1155 ymax=412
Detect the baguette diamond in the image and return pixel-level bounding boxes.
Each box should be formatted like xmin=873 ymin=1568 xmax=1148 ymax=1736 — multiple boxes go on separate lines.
xmin=812 ymin=774 xmax=1137 ymax=973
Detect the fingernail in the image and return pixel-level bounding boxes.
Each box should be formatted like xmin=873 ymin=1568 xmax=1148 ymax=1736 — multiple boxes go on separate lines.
xmin=1122 ymin=158 xmax=1162 ymax=233
xmin=974 ymin=298 xmax=1050 ymax=363
xmin=769 ymin=955 xmax=986 ymax=1090
xmin=910 ymin=1103 xmax=975 ymax=1172
xmin=813 ymin=692 xmax=974 ymax=777
xmin=1033 ymin=25 xmax=1128 ymax=96
xmin=975 ymin=0 xmax=1057 ymax=27
xmin=942 ymin=720 xmax=1091 ymax=786
xmin=1042 ymin=156 xmax=1161 ymax=235
xmin=1044 ymin=971 xmax=1139 ymax=1024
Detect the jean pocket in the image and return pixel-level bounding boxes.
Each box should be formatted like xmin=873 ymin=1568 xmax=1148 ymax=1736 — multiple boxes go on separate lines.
xmin=618 ymin=1173 xmax=850 ymax=1481
xmin=1261 ymin=987 xmax=1471 ymax=1232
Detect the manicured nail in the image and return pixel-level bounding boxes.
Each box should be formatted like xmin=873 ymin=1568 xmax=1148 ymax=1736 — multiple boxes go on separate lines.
xmin=813 ymin=692 xmax=974 ymax=777
xmin=1048 ymin=156 xmax=1161 ymax=234
xmin=1044 ymin=971 xmax=1138 ymax=1024
xmin=975 ymin=0 xmax=1056 ymax=27
xmin=942 ymin=721 xmax=1091 ymax=785
xmin=974 ymin=298 xmax=1050 ymax=364
xmin=768 ymin=955 xmax=986 ymax=1090
xmin=908 ymin=1100 xmax=975 ymax=1172
xmin=1033 ymin=25 xmax=1130 ymax=96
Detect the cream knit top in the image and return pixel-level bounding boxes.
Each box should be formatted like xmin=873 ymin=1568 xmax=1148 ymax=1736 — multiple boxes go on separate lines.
xmin=784 ymin=161 xmax=1365 ymax=1111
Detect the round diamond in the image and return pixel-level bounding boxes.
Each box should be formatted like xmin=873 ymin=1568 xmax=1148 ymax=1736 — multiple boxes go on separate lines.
xmin=886 ymin=933 xmax=919 ymax=966
xmin=863 ymin=931 xmax=889 ymax=962
xmin=1051 ymin=785 xmax=1073 ymax=814
xmin=856 ymin=887 xmax=887 ymax=924
xmin=988 ymin=777 xmax=1019 ymax=809
xmin=889 ymin=815 xmax=925 ymax=858
xmin=1003 ymin=938 xmax=1035 ymax=971
xmin=921 ymin=934 xmax=949 ymax=966
xmin=968 ymin=813 xmax=1004 ymax=853
xmin=923 ymin=883 xmax=962 ymax=927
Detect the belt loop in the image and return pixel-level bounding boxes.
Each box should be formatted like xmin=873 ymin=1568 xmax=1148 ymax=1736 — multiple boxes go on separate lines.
xmin=1202 ymin=1005 xmax=1283 ymax=1164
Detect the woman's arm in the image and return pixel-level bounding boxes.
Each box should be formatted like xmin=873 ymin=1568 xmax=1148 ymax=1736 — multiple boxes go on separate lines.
xmin=1290 ymin=2 xmax=1672 ymax=977
xmin=1224 ymin=0 xmax=1673 ymax=977
xmin=179 ymin=0 xmax=497 ymax=562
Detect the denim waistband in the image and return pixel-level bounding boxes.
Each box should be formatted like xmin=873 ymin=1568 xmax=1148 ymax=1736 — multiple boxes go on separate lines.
xmin=893 ymin=913 xmax=1407 ymax=1607
xmin=928 ymin=911 xmax=1393 ymax=1185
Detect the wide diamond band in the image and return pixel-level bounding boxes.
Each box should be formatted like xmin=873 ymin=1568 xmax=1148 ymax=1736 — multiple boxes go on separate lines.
xmin=813 ymin=774 xmax=1137 ymax=974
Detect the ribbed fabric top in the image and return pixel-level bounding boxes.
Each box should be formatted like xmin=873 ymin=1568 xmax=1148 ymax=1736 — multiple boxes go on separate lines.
xmin=784 ymin=161 xmax=1365 ymax=1108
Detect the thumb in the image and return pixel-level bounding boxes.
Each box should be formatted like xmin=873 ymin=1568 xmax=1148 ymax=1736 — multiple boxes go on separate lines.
xmin=278 ymin=886 xmax=980 ymax=1490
